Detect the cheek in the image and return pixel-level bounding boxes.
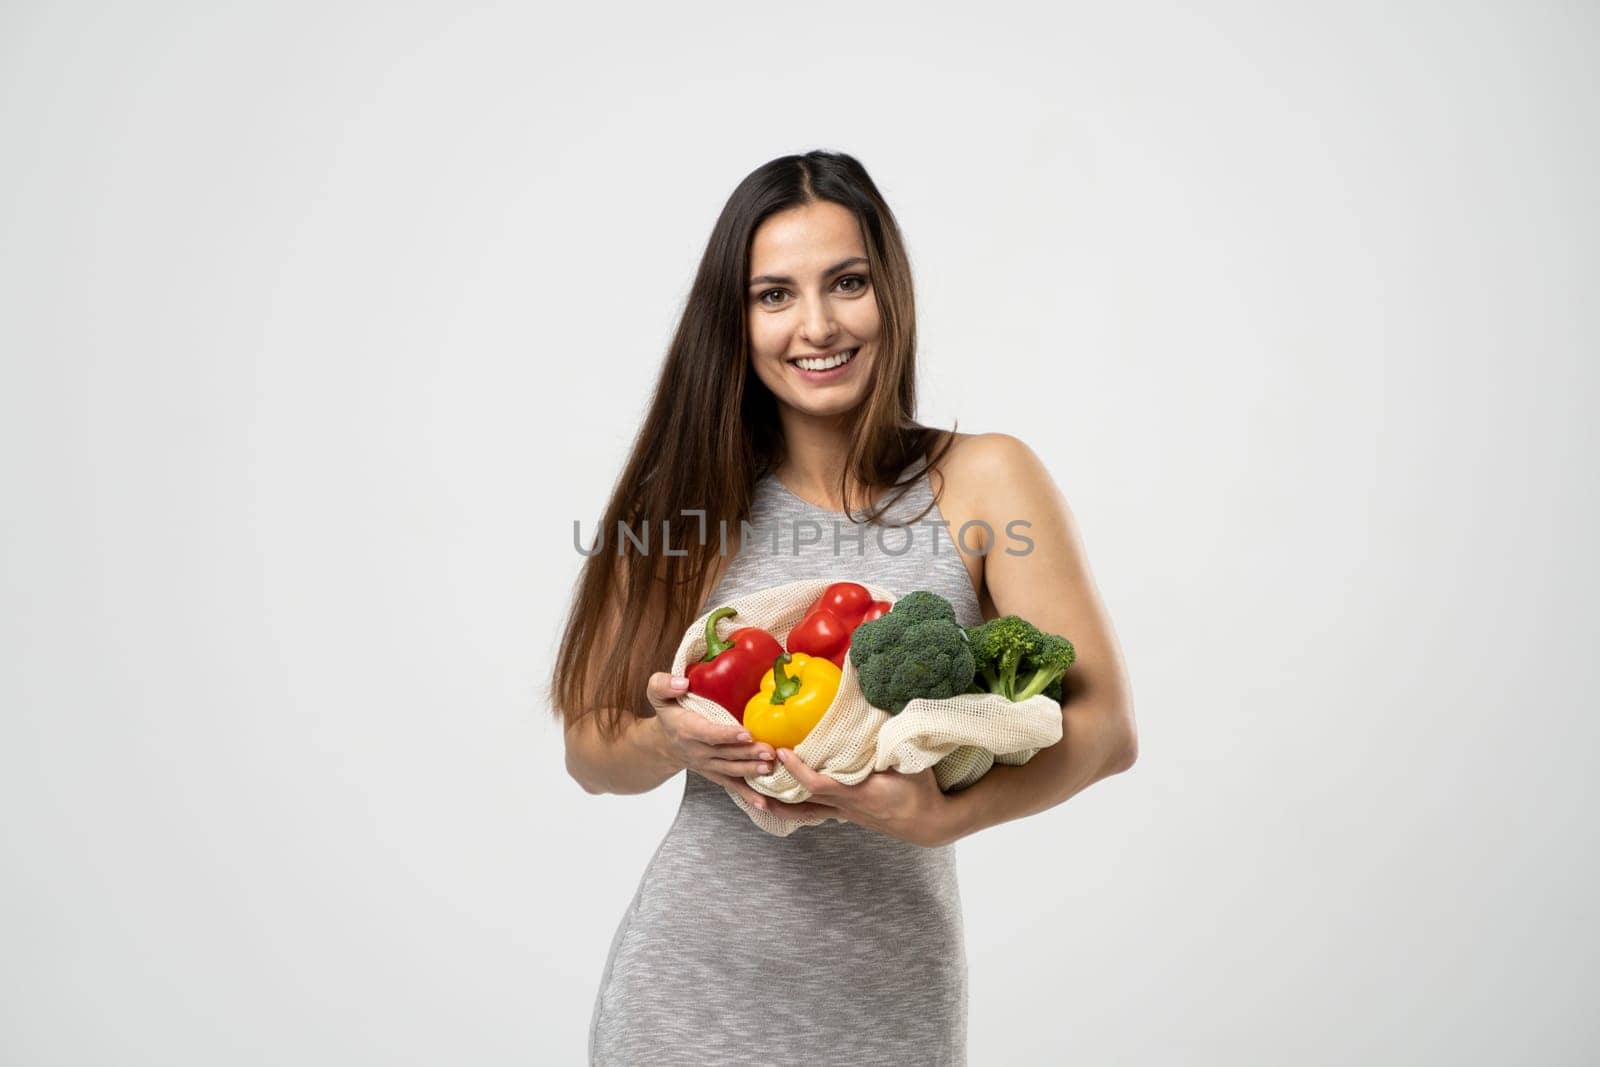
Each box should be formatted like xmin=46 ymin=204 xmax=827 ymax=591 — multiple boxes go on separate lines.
xmin=746 ymin=315 xmax=783 ymax=355
xmin=745 ymin=333 xmax=784 ymax=388
xmin=844 ymin=305 xmax=882 ymax=341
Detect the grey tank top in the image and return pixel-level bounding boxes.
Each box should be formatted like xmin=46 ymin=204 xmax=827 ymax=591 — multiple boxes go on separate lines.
xmin=589 ymin=455 xmax=982 ymax=1066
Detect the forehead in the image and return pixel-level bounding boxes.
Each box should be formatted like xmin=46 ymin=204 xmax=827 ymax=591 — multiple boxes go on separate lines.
xmin=749 ymin=202 xmax=866 ymax=270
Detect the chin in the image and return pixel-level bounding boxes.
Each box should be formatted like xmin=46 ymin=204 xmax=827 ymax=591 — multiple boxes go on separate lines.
xmin=788 ymin=392 xmax=866 ymax=418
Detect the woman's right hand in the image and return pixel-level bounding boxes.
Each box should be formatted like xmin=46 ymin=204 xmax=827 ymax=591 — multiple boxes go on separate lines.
xmin=647 ymin=672 xmax=777 ymax=811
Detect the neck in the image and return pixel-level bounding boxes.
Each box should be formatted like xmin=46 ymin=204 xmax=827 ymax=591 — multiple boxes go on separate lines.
xmin=773 ymin=407 xmax=863 ymax=511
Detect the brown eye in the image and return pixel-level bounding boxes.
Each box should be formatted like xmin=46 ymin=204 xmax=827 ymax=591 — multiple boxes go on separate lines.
xmin=838 ymin=274 xmax=868 ymax=293
xmin=758 ymin=289 xmax=788 ymax=307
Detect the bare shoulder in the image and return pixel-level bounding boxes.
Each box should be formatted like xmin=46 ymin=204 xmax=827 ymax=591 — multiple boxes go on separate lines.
xmin=926 ymin=431 xmax=1058 ymax=614
xmin=932 ymin=430 xmax=1054 ymax=511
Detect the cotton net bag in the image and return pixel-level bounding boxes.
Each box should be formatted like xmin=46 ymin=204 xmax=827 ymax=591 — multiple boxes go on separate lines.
xmin=668 ymin=576 xmax=1065 ymax=837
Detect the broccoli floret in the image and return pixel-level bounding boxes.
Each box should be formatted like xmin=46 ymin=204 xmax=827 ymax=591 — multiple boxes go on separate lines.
xmin=967 ymin=616 xmax=1076 ymax=701
xmin=966 ymin=616 xmax=1040 ymax=699
xmin=1012 ymin=632 xmax=1076 ymax=701
xmin=850 ymin=610 xmax=911 ymax=660
xmin=888 ymin=589 xmax=958 ymax=625
xmin=849 ymin=592 xmax=974 ymax=714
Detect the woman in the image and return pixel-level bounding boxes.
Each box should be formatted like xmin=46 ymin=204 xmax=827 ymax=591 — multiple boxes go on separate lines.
xmin=551 ymin=150 xmax=1138 ymax=1065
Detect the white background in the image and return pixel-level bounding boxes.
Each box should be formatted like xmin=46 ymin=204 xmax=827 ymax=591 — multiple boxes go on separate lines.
xmin=3 ymin=1 xmax=1595 ymax=1063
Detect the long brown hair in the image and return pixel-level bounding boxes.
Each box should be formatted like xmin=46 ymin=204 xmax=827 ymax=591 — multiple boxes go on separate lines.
xmin=547 ymin=150 xmax=957 ymax=741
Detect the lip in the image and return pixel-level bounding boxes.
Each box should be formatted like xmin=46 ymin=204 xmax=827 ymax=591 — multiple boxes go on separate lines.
xmin=788 ymin=346 xmax=860 ymax=383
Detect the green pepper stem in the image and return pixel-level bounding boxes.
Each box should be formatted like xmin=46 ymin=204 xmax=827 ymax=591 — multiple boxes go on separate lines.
xmin=768 ymin=652 xmax=802 ymax=705
xmin=699 ymin=607 xmax=739 ymax=662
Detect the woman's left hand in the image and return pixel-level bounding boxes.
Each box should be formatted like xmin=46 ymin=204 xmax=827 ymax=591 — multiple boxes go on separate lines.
xmin=767 ymin=748 xmax=958 ymax=848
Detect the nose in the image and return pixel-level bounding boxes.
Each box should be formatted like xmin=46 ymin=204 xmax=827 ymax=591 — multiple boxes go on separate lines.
xmin=799 ymin=296 xmax=837 ymax=347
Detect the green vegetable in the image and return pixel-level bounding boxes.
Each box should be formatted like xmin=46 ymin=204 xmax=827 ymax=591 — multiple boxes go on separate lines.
xmin=966 ymin=674 xmax=1064 ymax=703
xmin=965 ymin=616 xmax=1076 ymax=702
xmin=884 ymin=590 xmax=958 ymax=625
xmin=848 ymin=591 xmax=975 ymax=714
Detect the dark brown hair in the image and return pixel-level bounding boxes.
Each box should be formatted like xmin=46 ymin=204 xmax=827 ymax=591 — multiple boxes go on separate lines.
xmin=547 ymin=150 xmax=957 ymax=741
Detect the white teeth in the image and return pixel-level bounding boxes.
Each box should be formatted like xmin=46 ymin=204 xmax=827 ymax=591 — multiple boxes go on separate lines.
xmin=794 ymin=348 xmax=857 ymax=372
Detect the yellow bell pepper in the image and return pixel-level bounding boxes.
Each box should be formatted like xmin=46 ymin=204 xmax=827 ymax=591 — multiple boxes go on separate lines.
xmin=742 ymin=651 xmax=842 ymax=750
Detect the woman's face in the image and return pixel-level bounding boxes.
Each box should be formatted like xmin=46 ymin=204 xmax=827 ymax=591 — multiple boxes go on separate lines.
xmin=745 ymin=200 xmax=880 ymax=419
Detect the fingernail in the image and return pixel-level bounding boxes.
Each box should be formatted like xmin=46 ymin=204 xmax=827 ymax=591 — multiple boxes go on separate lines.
xmin=758 ymin=763 xmax=771 ymax=774
xmin=777 ymin=749 xmax=789 ymax=762
xmin=670 ymin=676 xmax=688 ymax=690
xmin=755 ymin=798 xmax=767 ymax=810
xmin=738 ymin=732 xmax=753 ymax=742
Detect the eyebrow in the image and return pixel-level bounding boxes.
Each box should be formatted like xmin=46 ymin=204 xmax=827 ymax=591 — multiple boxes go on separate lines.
xmin=747 ymin=256 xmax=869 ymax=288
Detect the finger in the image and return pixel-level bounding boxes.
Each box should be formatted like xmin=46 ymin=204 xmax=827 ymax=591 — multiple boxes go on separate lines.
xmin=710 ymin=741 xmax=777 ymax=762
xmin=646 ymin=671 xmax=689 ymax=707
xmin=646 ymin=674 xmax=699 ymax=719
xmin=687 ymin=734 xmax=770 ymax=765
xmin=652 ymin=676 xmax=760 ymax=747
xmin=774 ymin=748 xmax=834 ymax=798
xmin=663 ymin=702 xmax=753 ymax=747
xmin=650 ymin=675 xmax=748 ymax=741
xmin=680 ymin=720 xmax=753 ymax=749
xmin=708 ymin=755 xmax=775 ymax=777
xmin=681 ymin=700 xmax=753 ymax=744
xmin=772 ymin=753 xmax=842 ymax=810
xmin=711 ymin=732 xmax=773 ymax=754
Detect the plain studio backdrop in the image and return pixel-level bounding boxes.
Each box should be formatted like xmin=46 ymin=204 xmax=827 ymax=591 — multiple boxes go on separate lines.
xmin=2 ymin=1 xmax=1594 ymax=1064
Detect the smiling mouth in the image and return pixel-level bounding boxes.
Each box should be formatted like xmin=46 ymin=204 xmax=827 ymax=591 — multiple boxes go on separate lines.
xmin=789 ymin=347 xmax=859 ymax=372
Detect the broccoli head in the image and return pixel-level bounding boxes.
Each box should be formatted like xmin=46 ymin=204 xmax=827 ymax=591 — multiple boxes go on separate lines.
xmin=849 ymin=591 xmax=974 ymax=714
xmin=967 ymin=616 xmax=1076 ymax=701
xmin=965 ymin=616 xmax=1040 ymax=697
xmin=888 ymin=589 xmax=958 ymax=625
xmin=1012 ymin=632 xmax=1075 ymax=701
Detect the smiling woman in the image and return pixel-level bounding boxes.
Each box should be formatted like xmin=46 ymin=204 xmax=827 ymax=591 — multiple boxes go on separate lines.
xmin=549 ymin=155 xmax=951 ymax=748
xmin=547 ymin=149 xmax=1136 ymax=1067
xmin=743 ymin=201 xmax=899 ymax=489
xmin=749 ymin=223 xmax=876 ymax=390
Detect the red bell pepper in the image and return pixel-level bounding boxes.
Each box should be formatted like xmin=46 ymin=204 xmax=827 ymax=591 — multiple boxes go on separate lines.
xmin=685 ymin=606 xmax=785 ymax=723
xmin=785 ymin=581 xmax=893 ymax=670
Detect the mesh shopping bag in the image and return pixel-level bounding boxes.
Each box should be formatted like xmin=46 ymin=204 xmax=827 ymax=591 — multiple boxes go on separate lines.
xmin=669 ymin=577 xmax=1064 ymax=837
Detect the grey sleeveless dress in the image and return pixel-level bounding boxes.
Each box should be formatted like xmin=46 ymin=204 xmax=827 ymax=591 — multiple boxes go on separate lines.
xmin=589 ymin=457 xmax=982 ymax=1066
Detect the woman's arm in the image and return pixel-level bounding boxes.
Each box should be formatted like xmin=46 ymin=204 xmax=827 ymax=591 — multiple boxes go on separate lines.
xmin=942 ymin=690 xmax=1134 ymax=840
xmin=942 ymin=432 xmax=1138 ymax=840
xmin=565 ymin=711 xmax=685 ymax=796
xmin=560 ymin=550 xmax=695 ymax=796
